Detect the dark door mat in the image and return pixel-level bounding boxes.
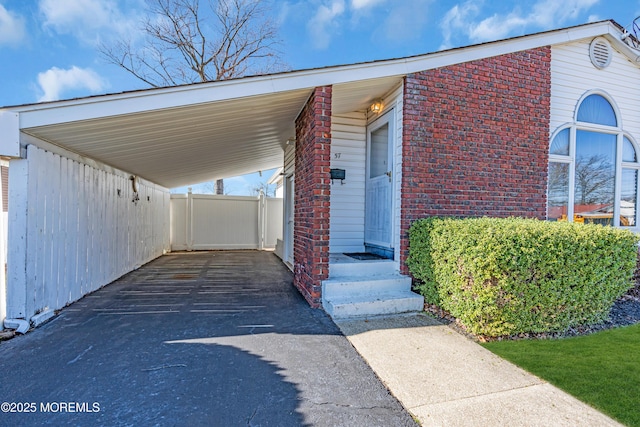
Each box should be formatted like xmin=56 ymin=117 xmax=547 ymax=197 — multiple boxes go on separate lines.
xmin=344 ymin=252 xmax=386 ymax=261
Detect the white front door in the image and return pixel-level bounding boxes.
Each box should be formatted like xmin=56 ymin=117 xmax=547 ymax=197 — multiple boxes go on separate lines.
xmin=365 ymin=111 xmax=394 ymax=250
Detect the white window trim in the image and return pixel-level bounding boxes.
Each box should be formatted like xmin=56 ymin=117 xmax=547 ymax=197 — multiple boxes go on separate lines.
xmin=575 ymin=89 xmax=623 ymax=128
xmin=549 ymin=91 xmax=640 ymax=230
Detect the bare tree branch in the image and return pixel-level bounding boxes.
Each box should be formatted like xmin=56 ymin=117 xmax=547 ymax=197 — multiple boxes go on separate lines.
xmin=99 ymin=0 xmax=286 ymax=88
xmin=98 ymin=0 xmax=286 ymax=194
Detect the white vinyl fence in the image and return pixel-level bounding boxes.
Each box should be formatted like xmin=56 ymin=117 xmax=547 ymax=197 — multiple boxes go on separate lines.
xmin=6 ymin=144 xmax=170 ymax=321
xmin=170 ymin=191 xmax=283 ymax=251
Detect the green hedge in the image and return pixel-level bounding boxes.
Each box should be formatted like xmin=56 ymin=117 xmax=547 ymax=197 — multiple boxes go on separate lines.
xmin=407 ymin=217 xmax=639 ymax=337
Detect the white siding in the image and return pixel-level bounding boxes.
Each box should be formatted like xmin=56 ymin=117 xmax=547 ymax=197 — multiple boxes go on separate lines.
xmin=6 ymin=144 xmax=170 ymax=320
xmin=552 ymin=41 xmax=640 ymax=138
xmin=328 ymin=86 xmax=403 ymax=257
xmin=330 ymin=112 xmax=367 ymax=253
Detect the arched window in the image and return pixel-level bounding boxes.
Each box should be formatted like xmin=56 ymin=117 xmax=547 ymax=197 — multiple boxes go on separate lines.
xmin=548 ymin=92 xmax=640 ymax=227
xmin=576 ymin=94 xmax=617 ymax=126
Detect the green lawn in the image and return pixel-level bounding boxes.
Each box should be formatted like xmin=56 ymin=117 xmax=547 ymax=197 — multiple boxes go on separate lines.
xmin=483 ymin=324 xmax=640 ymax=427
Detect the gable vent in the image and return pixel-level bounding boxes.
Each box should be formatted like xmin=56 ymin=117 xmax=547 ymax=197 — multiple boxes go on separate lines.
xmin=589 ymin=37 xmax=612 ymax=69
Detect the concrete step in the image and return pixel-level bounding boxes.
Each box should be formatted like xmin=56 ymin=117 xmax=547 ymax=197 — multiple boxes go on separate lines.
xmin=322 ymin=274 xmax=412 ymax=300
xmin=323 ymin=291 xmax=424 ymax=319
xmin=329 ymin=260 xmax=396 ymax=278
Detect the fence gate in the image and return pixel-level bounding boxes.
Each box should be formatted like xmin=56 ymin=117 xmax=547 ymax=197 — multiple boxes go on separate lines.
xmin=170 ymin=192 xmax=283 ymax=251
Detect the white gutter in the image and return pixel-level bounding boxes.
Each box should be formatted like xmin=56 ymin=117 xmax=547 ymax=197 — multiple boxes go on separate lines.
xmin=3 ymin=318 xmax=28 ymax=334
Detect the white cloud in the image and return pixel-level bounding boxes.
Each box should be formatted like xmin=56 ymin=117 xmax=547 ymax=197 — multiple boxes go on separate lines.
xmin=307 ymin=0 xmax=346 ymax=49
xmin=0 ymin=3 xmax=26 ymax=47
xmin=306 ymin=0 xmax=433 ymax=49
xmin=37 ymin=66 xmax=106 ymax=102
xmin=439 ymin=1 xmax=479 ymax=49
xmin=351 ymin=0 xmax=385 ymax=10
xmin=529 ymin=0 xmax=599 ymax=27
xmin=39 ymin=0 xmax=140 ymax=44
xmin=468 ymin=11 xmax=528 ymax=42
xmin=440 ymin=0 xmax=599 ymax=49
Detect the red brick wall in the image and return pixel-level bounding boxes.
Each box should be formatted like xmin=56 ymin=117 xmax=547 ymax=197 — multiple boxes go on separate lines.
xmin=293 ymin=86 xmax=332 ymax=307
xmin=400 ymin=47 xmax=551 ymax=273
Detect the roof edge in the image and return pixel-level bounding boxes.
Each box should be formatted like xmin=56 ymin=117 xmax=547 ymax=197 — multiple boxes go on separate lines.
xmin=5 ymin=19 xmax=632 ymax=129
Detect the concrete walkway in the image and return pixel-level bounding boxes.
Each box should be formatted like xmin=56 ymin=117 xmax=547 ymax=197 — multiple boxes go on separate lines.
xmin=0 ymin=251 xmax=414 ymax=426
xmin=336 ymin=314 xmax=623 ymax=427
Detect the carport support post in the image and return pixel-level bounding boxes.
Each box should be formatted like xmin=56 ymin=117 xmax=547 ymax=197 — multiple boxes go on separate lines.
xmin=293 ymin=86 xmax=332 ymax=307
xmin=0 ymin=112 xmax=21 ymax=324
xmin=5 ymin=157 xmax=28 ymax=320
xmin=0 ymin=156 xmax=5 ymax=324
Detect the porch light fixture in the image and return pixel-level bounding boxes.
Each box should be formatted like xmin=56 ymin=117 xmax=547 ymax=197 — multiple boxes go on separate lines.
xmin=370 ymin=99 xmax=383 ymax=114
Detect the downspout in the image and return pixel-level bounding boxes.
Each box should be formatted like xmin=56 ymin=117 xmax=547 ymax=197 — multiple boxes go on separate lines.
xmin=4 ymin=308 xmax=55 ymax=333
xmin=3 ymin=318 xmax=28 ymax=334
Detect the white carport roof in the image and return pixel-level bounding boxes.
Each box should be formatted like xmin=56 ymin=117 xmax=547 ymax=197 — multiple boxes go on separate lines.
xmin=0 ymin=20 xmax=630 ymax=189
xmin=6 ymin=72 xmax=405 ymax=189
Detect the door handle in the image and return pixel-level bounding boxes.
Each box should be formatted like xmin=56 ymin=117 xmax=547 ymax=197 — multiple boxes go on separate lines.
xmin=385 ymin=171 xmax=392 ymax=182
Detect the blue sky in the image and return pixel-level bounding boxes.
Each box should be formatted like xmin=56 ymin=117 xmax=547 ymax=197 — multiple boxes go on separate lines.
xmin=0 ymin=0 xmax=638 ymax=193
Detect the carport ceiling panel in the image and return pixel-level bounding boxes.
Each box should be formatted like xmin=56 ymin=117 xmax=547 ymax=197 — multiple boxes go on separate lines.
xmin=23 ymin=90 xmax=311 ymax=188
xmin=39 ymin=96 xmax=300 ymax=145
xmin=26 ymin=95 xmax=298 ymax=151
xmin=109 ymin=144 xmax=284 ymax=187
xmin=100 ymin=123 xmax=288 ymax=187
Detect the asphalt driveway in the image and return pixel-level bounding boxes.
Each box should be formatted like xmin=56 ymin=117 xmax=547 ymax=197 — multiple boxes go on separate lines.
xmin=0 ymin=251 xmax=415 ymax=427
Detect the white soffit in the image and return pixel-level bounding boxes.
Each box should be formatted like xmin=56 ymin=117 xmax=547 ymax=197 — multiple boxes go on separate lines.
xmin=332 ymin=77 xmax=403 ymax=115
xmin=22 ymin=89 xmax=313 ymax=188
